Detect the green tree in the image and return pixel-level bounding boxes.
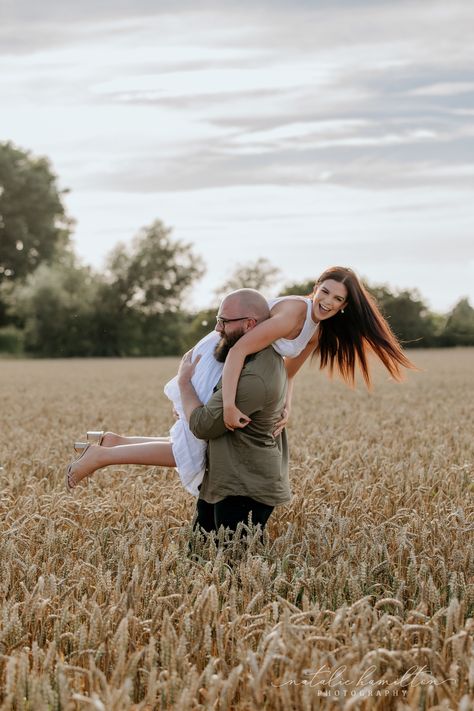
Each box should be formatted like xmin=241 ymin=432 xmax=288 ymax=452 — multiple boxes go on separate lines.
xmin=183 ymin=308 xmax=217 ymax=351
xmin=84 ymin=279 xmax=142 ymax=357
xmin=95 ymin=220 xmax=205 ymax=355
xmin=0 ymin=142 xmax=73 ymax=324
xmin=106 ymin=220 xmax=205 ymax=315
xmin=441 ymin=298 xmax=474 ymax=346
xmin=214 ymin=258 xmax=281 ymax=302
xmin=138 ymin=311 xmax=191 ymax=356
xmin=7 ymin=220 xmax=205 ymax=357
xmin=367 ymin=285 xmax=439 ymax=346
xmin=10 ymin=259 xmax=99 ymax=356
xmin=279 ymin=278 xmax=315 ymax=296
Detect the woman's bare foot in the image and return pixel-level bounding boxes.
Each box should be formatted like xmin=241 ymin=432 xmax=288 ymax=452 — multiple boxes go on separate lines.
xmin=67 ymin=444 xmax=104 ymax=489
xmin=84 ymin=430 xmax=124 ymax=447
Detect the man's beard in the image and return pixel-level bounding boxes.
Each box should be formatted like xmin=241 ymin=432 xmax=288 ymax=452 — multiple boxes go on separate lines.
xmin=214 ymin=328 xmax=245 ymax=362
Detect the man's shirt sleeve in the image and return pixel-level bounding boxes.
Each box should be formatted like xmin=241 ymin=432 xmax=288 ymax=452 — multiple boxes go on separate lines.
xmin=188 ymin=372 xmax=267 ymax=440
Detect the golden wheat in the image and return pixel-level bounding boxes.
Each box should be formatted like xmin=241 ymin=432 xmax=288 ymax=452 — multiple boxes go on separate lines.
xmin=0 ymin=349 xmax=472 ymax=710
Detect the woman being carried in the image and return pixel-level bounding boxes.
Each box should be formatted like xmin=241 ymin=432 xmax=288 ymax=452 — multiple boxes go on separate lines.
xmin=66 ymin=266 xmax=416 ymax=491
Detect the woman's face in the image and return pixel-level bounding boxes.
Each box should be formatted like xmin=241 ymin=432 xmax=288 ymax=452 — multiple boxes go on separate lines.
xmin=313 ymin=279 xmax=348 ymax=320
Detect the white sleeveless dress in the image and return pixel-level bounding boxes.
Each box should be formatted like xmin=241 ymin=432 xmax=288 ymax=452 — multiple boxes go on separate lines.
xmin=164 ymin=297 xmax=318 ymax=495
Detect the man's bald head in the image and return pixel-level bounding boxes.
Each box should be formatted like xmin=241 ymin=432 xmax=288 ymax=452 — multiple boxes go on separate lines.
xmin=214 ymin=289 xmax=270 ymax=362
xmin=220 ymin=289 xmax=270 ymax=324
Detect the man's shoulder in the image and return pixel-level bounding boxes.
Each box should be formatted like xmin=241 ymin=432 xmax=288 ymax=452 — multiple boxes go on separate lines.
xmin=243 ymin=346 xmax=283 ymax=375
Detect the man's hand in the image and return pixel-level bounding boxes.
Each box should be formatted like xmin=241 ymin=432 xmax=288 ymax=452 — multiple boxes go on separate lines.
xmin=224 ymin=403 xmax=251 ymax=431
xmin=272 ymin=407 xmax=290 ymax=438
xmin=177 ymin=350 xmax=201 ymax=385
xmin=177 ymin=351 xmax=204 ymax=424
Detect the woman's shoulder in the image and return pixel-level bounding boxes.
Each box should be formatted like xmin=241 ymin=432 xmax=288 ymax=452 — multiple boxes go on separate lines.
xmin=269 ymin=295 xmax=309 ymax=316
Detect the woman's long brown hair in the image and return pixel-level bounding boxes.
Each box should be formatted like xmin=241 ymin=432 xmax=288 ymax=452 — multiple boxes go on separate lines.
xmin=311 ymin=266 xmax=417 ymax=388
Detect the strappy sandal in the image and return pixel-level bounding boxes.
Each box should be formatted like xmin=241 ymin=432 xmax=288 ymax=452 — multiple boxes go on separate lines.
xmin=74 ymin=441 xmax=89 ymax=454
xmin=73 ymin=431 xmax=105 ymax=454
xmin=87 ymin=431 xmax=105 ymax=445
xmin=65 ymin=443 xmax=91 ymax=492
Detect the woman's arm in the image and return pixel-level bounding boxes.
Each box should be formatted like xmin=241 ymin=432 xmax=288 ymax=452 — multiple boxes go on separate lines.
xmin=272 ymin=334 xmax=318 ymax=437
xmin=285 ymin=331 xmax=317 ymax=379
xmin=222 ymin=306 xmax=302 ymax=430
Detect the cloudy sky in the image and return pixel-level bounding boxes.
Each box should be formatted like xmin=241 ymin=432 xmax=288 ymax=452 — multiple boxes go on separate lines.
xmin=1 ymin=0 xmax=473 ymax=312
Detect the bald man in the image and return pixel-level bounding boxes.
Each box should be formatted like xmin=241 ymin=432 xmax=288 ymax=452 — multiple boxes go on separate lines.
xmin=177 ymin=289 xmax=291 ymax=536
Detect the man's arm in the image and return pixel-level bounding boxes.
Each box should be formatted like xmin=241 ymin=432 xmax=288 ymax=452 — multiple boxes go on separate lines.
xmin=179 ymin=378 xmax=204 ymax=422
xmin=176 ymin=350 xmax=204 ymax=422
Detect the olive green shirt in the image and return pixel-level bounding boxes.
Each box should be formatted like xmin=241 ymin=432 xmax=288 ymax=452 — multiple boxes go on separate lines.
xmin=188 ymin=346 xmax=291 ymax=507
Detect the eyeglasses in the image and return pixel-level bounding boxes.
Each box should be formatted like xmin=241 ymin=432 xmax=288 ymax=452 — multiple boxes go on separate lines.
xmin=215 ymin=315 xmax=251 ymax=327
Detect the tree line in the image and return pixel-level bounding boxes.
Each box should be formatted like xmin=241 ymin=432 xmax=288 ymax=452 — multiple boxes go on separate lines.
xmin=1 ymin=141 xmax=473 ymax=357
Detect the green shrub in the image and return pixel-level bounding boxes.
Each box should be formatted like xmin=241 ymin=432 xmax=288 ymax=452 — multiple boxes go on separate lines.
xmin=0 ymin=326 xmax=24 ymax=354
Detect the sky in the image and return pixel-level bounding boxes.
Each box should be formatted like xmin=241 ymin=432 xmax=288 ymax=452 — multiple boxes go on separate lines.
xmin=1 ymin=0 xmax=473 ymax=312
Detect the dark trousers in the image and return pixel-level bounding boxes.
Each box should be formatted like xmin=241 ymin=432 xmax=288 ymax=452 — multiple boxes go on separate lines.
xmin=194 ymin=496 xmax=274 ymax=535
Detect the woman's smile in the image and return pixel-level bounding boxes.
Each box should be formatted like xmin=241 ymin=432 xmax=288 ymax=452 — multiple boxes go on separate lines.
xmin=313 ymin=278 xmax=348 ymax=319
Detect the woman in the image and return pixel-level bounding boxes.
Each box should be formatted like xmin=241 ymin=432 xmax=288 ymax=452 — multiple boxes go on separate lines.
xmin=66 ymin=266 xmax=416 ymax=492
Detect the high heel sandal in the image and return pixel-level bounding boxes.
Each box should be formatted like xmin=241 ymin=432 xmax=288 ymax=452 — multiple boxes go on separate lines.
xmin=73 ymin=431 xmax=105 ymax=454
xmin=87 ymin=431 xmax=105 ymax=446
xmin=65 ymin=443 xmax=91 ymax=492
xmin=74 ymin=441 xmax=89 ymax=454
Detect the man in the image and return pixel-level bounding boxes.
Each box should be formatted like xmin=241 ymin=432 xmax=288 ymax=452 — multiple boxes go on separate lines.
xmin=177 ymin=288 xmax=291 ymax=535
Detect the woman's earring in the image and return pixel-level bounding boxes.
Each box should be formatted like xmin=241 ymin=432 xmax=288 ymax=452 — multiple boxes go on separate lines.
xmin=341 ymin=309 xmax=345 ymax=314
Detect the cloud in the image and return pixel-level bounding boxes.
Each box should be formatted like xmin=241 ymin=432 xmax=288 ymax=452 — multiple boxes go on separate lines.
xmin=3 ymin=0 xmax=473 ymax=58
xmin=74 ymin=126 xmax=474 ymax=194
xmin=409 ymin=82 xmax=474 ymax=97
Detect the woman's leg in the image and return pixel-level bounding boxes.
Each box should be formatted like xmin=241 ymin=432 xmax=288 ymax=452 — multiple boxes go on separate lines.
xmin=101 ymin=432 xmax=171 ymax=447
xmin=68 ymin=441 xmax=176 ymax=489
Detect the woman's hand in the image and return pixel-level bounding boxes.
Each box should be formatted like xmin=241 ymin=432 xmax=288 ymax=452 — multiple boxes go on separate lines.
xmin=273 ymin=406 xmax=290 ymax=438
xmin=224 ymin=404 xmax=251 ymax=431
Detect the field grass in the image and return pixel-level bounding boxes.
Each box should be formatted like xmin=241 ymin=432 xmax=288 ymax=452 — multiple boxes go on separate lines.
xmin=0 ymin=349 xmax=473 ymax=710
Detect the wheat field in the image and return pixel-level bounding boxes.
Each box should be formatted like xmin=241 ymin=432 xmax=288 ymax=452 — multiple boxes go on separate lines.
xmin=0 ymin=349 xmax=473 ymax=710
